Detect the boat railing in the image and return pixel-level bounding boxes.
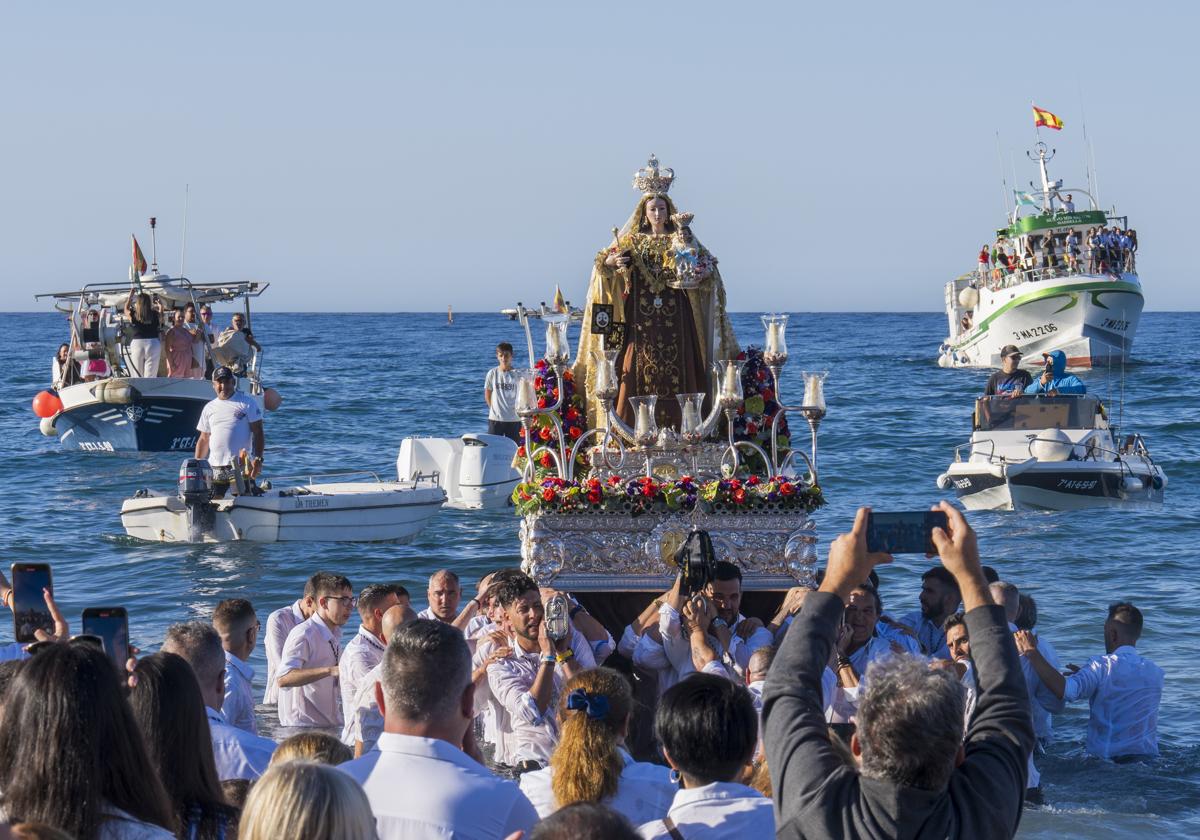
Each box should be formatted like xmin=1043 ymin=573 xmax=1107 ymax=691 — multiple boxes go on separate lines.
xmin=268 ymin=469 xmax=388 ymax=487
xmin=969 ymin=260 xmax=1135 ymax=293
xmin=954 ymin=438 xmax=998 ymax=463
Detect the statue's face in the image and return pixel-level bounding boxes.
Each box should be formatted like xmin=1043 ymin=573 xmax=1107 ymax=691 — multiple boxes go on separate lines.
xmin=645 ymin=197 xmax=669 ymax=229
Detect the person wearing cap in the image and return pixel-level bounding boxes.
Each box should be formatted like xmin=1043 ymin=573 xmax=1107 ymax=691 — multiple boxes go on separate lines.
xmin=195 ymin=366 xmax=264 ymax=498
xmin=984 ymin=345 xmax=1032 ymax=397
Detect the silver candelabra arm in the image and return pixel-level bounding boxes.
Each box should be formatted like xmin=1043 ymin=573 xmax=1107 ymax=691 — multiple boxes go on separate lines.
xmin=602 ymin=398 xmax=637 ymax=445
xmin=699 ymin=364 xmax=724 ymax=437
xmin=566 ymin=427 xmax=625 ymax=481
xmin=775 ymin=446 xmax=818 ymax=487
xmin=522 ymin=441 xmax=565 ymax=483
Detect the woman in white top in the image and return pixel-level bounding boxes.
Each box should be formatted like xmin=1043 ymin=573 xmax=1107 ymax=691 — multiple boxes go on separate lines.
xmin=0 ymin=642 xmax=176 ymax=839
xmin=520 ymin=667 xmax=676 ymax=825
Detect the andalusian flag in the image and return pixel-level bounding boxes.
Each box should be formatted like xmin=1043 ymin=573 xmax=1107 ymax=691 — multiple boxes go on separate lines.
xmin=131 ymin=235 xmax=147 ymax=275
xmin=1032 ymin=105 xmax=1064 ymax=131
xmin=552 ymin=285 xmax=567 ymax=313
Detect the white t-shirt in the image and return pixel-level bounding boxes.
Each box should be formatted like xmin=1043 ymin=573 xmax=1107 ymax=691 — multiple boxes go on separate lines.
xmin=196 ymin=392 xmax=262 ymax=468
xmin=485 ymin=366 xmax=520 ymax=422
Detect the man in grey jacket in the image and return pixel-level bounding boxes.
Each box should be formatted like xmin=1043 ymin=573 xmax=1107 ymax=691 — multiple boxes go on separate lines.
xmin=763 ymin=502 xmax=1033 ymax=839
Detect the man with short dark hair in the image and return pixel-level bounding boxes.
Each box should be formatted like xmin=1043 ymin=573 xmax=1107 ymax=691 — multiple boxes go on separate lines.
xmin=277 ymin=572 xmax=354 ymax=728
xmin=213 ymin=598 xmax=260 ymax=734
xmin=1016 ymin=602 xmax=1163 ymax=759
xmin=899 ymin=567 xmax=962 ymax=658
xmin=485 ymin=341 xmax=522 ymax=443
xmin=638 ymin=674 xmax=773 ymax=838
xmin=339 ymin=583 xmax=401 ymax=744
xmin=984 ymin=345 xmax=1032 ymax=397
xmin=163 ymin=621 xmax=276 ymax=780
xmin=264 ymin=576 xmax=317 ymax=704
xmin=195 ymin=365 xmax=264 ymax=498
xmin=943 ymin=611 xmax=977 ymax=726
xmin=764 ymin=503 xmax=1034 ymax=839
xmin=339 ymin=619 xmax=539 ymax=838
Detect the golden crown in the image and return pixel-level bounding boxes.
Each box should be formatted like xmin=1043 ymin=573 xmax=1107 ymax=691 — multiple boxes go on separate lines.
xmin=633 ymin=155 xmax=674 ymax=196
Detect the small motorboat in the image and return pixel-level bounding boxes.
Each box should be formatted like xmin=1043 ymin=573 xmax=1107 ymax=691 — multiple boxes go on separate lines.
xmin=937 ymin=394 xmax=1166 ymax=511
xmin=121 ymin=460 xmax=446 ymax=543
xmin=396 ymin=433 xmax=520 ymax=510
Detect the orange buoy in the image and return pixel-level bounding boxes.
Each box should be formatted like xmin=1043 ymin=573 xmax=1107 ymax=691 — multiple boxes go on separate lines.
xmin=263 ymin=387 xmax=283 ymax=411
xmin=32 ymin=390 xmax=63 ymax=418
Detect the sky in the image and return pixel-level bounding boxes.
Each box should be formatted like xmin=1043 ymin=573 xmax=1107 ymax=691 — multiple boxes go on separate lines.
xmin=1 ymin=2 xmax=1196 ymax=312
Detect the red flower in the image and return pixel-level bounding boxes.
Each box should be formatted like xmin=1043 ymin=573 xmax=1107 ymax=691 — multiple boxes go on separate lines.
xmin=519 ymin=490 xmax=532 ymax=501
xmin=539 ymin=427 xmax=553 ymax=441
xmin=568 ymin=426 xmax=582 ymax=439
xmin=516 ymin=445 xmax=526 ymax=458
xmin=539 ymin=452 xmax=553 ymax=468
xmin=565 ymin=407 xmax=580 ymax=421
xmin=607 ymin=475 xmax=622 ymax=486
xmin=728 ymin=478 xmax=742 ymax=489
xmin=746 ymin=421 xmax=758 ymax=435
xmin=732 ymin=488 xmax=747 ymax=503
xmin=542 ymin=488 xmax=556 ymax=502
xmin=780 ymin=482 xmax=796 ymax=497
xmin=551 ymin=388 xmax=559 ymax=399
xmin=747 ymin=475 xmax=761 ymax=486
xmin=562 ymin=370 xmax=574 ymax=381
xmin=762 ymin=388 xmax=775 ymax=402
xmin=587 ymin=490 xmax=601 ymax=504
xmin=534 ymin=377 xmax=545 ymax=389
xmin=537 ymin=397 xmax=548 ymax=409
xmin=756 ymin=369 xmax=767 ymax=382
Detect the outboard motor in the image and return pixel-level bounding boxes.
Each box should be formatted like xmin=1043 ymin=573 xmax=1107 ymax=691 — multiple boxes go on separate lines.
xmin=178 ymin=458 xmax=216 ymax=542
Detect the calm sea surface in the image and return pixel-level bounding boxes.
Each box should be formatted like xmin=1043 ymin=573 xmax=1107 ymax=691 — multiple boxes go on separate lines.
xmin=1 ymin=310 xmax=1196 ymax=836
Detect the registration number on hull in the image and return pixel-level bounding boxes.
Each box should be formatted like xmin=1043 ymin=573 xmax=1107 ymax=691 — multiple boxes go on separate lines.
xmin=1057 ymin=479 xmax=1098 ymax=491
xmin=1012 ymin=322 xmax=1058 ymax=341
xmin=78 ymin=441 xmax=115 ymax=452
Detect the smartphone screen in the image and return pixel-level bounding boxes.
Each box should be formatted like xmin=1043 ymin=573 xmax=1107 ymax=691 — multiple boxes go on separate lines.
xmin=11 ymin=563 xmax=54 ymax=643
xmin=866 ymin=511 xmax=950 ymax=555
xmin=81 ymin=607 xmax=129 ymax=669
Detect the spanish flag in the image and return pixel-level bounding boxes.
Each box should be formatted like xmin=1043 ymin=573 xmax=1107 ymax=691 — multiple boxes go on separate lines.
xmin=552 ymin=285 xmax=567 ymax=313
xmin=1032 ymin=105 xmax=1064 ymax=131
xmin=131 ymin=235 xmax=147 ymax=275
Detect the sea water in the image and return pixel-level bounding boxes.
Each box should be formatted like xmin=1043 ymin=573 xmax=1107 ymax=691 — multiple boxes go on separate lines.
xmin=1 ymin=310 xmax=1196 ymax=836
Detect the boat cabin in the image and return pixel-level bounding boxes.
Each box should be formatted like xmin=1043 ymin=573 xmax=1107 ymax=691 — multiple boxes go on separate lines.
xmin=974 ymin=394 xmax=1105 ymax=433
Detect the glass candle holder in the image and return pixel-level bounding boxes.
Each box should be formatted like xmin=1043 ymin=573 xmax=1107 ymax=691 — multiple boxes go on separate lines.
xmin=544 ymin=316 xmax=570 ymax=365
xmin=677 ymin=392 xmax=705 ymax=443
xmin=515 ymin=369 xmax=539 ymax=417
xmin=761 ymin=313 xmax=789 ymax=366
xmin=629 ymin=395 xmax=659 ymax=446
xmin=801 ymin=370 xmax=828 ymax=415
xmin=717 ymin=359 xmax=745 ymax=407
xmin=592 ymin=347 xmax=619 ymax=399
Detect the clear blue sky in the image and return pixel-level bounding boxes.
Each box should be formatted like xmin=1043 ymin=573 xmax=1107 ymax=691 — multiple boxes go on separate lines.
xmin=2 ymin=2 xmax=1195 ymax=311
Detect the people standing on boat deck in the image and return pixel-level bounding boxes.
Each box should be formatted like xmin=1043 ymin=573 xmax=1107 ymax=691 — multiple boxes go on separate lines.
xmin=264 ymin=576 xmax=318 ymax=704
xmin=52 ymin=341 xmax=81 ymax=390
xmin=162 ymin=621 xmax=278 ymax=782
xmin=1119 ymin=229 xmax=1134 ymax=272
xmin=485 ymin=341 xmax=523 ymax=444
xmin=487 ymin=573 xmax=593 ymax=771
xmin=213 ymin=597 xmax=261 ymax=735
xmin=1065 ymin=229 xmax=1081 ymax=273
xmin=199 ymin=304 xmax=217 ymax=377
xmin=195 ymin=365 xmax=264 ymax=499
xmin=977 ymin=245 xmax=990 ymax=281
xmin=338 ymin=618 xmax=541 ymax=840
xmin=985 ymin=345 xmax=1033 ymax=396
xmin=637 ymin=675 xmax=773 ymax=839
xmin=1025 ymin=349 xmax=1086 ymax=395
xmin=1126 ymin=228 xmax=1138 ymax=271
xmin=213 ymin=312 xmax=261 ymax=375
xmin=164 ymin=309 xmax=199 ymax=378
xmin=897 ymin=567 xmax=961 ymax=658
xmin=276 ymin=572 xmax=354 ymax=729
xmin=1016 ymin=601 xmax=1163 ymax=760
xmin=124 ymin=290 xmax=163 ymax=377
xmin=77 ymin=308 xmax=113 ymax=381
xmin=338 ymin=584 xmax=401 ymax=744
xmin=183 ymin=302 xmax=206 ymax=378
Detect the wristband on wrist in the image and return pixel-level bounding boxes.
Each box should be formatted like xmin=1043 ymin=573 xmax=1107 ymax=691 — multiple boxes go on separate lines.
xmin=540 ymin=654 xmax=557 ymax=665
xmin=555 ymin=648 xmax=575 ymax=663
xmin=837 ymin=656 xmax=852 ymax=670
xmin=469 ymin=597 xmax=481 ymax=609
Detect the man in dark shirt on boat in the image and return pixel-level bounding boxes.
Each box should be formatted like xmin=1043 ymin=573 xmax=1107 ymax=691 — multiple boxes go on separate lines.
xmin=984 ymin=345 xmax=1032 ymax=397
xmin=763 ymin=502 xmax=1034 ymax=840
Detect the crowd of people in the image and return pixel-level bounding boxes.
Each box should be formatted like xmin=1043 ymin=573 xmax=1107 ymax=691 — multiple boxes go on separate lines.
xmin=975 ymin=225 xmax=1138 ymax=290
xmin=51 ymin=291 xmax=262 ymax=390
xmin=0 ymin=502 xmax=1165 ymax=839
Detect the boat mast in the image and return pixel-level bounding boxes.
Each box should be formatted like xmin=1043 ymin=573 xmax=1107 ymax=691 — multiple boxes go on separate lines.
xmin=149 ymin=217 xmax=159 ymax=273
xmin=1027 ymin=142 xmax=1057 ymax=214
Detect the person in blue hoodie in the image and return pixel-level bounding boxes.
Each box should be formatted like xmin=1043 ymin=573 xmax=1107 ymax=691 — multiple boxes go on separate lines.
xmin=1024 ymin=349 xmax=1087 ymax=395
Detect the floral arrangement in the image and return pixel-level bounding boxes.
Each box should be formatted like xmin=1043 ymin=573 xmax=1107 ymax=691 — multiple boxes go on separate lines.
xmin=512 ymin=473 xmax=824 ymax=517
xmin=728 ymin=347 xmax=791 ymax=471
xmin=513 ymin=358 xmax=589 ymax=474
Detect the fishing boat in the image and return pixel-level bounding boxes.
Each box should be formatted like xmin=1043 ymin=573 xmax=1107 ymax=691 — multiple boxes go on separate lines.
xmin=33 ymin=224 xmax=277 ymax=453
xmin=938 ymin=140 xmax=1143 ymax=371
xmin=936 ymin=394 xmax=1166 ymax=511
xmin=396 ymin=432 xmax=520 ymax=510
xmin=121 ymin=461 xmax=446 ymax=543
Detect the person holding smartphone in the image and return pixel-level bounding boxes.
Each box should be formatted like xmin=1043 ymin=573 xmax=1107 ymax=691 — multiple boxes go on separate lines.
xmin=0 ymin=567 xmax=69 ymax=661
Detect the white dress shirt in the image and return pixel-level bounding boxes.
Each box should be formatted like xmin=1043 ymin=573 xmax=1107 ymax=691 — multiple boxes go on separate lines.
xmin=632 ymin=631 xmax=678 ymax=697
xmin=520 ymin=747 xmax=676 ymax=823
xmin=222 ymin=651 xmax=257 ymax=734
xmin=1062 ymin=645 xmax=1164 ymax=759
xmin=638 ymin=781 xmax=774 ymax=839
xmin=659 ymin=605 xmax=773 ymax=685
xmin=264 ymin=599 xmax=305 ymax=704
xmin=205 ymin=706 xmax=276 ymax=781
xmin=345 ymin=662 xmax=385 ymax=753
xmin=618 ymin=624 xmax=640 ymax=659
xmin=486 ymin=633 xmax=596 ymax=765
xmin=339 ymin=732 xmax=539 ymax=839
xmin=897 ymin=610 xmax=950 ymax=658
xmin=277 ymin=614 xmax=343 ymax=728
xmin=472 ymin=634 xmax=509 ymax=762
xmin=340 ymin=626 xmax=386 ymax=743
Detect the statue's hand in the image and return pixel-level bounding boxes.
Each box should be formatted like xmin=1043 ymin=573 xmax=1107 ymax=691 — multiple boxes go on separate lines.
xmin=605 ymin=251 xmax=630 ymax=269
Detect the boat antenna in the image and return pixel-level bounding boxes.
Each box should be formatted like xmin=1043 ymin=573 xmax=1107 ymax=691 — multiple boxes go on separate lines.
xmin=149 ymin=217 xmax=158 ymax=272
xmin=1118 ymin=306 xmax=1126 ymax=435
xmin=179 ymin=184 xmax=190 ymax=278
xmin=995 ymin=131 xmax=1010 ymax=217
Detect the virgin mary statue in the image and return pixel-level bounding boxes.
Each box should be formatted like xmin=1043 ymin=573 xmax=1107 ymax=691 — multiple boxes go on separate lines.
xmin=574 ymin=156 xmax=739 ymax=431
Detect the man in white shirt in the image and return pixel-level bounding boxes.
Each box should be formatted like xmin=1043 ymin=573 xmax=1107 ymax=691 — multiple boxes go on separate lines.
xmin=213 ymin=597 xmax=260 ymax=734
xmin=339 ymin=618 xmax=539 ymax=839
xmin=194 ymin=365 xmax=264 ymax=498
xmin=277 ymin=572 xmax=354 ymax=729
xmin=340 ymin=584 xmax=402 ymax=745
xmin=942 ymin=611 xmax=977 ymax=727
xmin=1017 ymin=601 xmax=1163 ymax=760
xmin=264 ymin=576 xmax=317 ymax=705
xmin=418 ymin=569 xmax=492 ymax=639
xmin=347 ymin=603 xmax=419 ymax=756
xmin=638 ymin=674 xmax=773 ymax=839
xmin=484 ymin=341 xmax=522 ymax=443
xmin=897 ymin=567 xmax=961 ymax=658
xmin=486 ymin=572 xmax=592 ymax=770
xmin=163 ymin=621 xmax=276 ymax=780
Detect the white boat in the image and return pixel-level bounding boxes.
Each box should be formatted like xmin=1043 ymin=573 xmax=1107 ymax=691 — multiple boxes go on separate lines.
xmin=936 ymin=394 xmax=1166 ymax=511
xmin=396 ymin=433 xmax=520 ymax=510
xmin=938 ymin=142 xmax=1143 ymax=371
xmin=121 ymin=461 xmax=446 ymax=543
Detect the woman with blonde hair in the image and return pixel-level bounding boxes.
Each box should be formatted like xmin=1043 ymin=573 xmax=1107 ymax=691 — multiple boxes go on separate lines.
xmin=237 ymin=761 xmax=376 ymax=840
xmin=519 ymin=667 xmax=675 ymax=824
xmin=124 ymin=290 xmax=162 ymax=377
xmin=270 ymin=731 xmax=353 ymax=766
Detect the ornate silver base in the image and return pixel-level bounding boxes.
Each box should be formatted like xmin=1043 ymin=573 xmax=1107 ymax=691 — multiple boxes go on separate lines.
xmin=520 ymin=508 xmax=817 ymax=591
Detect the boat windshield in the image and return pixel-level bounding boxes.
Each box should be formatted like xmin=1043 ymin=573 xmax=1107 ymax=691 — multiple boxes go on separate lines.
xmin=975 ymin=395 xmax=1100 ymax=431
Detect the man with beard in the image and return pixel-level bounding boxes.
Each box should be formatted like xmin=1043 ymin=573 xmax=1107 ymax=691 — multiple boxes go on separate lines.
xmin=898 ymin=567 xmax=962 ymax=658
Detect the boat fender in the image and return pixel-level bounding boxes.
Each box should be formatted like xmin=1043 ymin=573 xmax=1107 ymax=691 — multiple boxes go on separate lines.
xmin=936 ymin=473 xmax=952 ymax=489
xmin=39 ymin=415 xmax=59 ymax=437
xmin=1152 ymin=473 xmax=1165 ymax=490
xmin=1031 ymin=429 xmax=1073 ymax=462
xmin=1121 ymin=476 xmax=1144 ymax=493
xmin=937 ymin=354 xmax=950 ymax=368
xmin=32 ymin=390 xmax=63 ymax=418
xmin=264 ymin=387 xmax=283 ymax=411
xmin=958 ymin=287 xmax=980 ymax=309
xmin=94 ymin=379 xmax=136 ymax=405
